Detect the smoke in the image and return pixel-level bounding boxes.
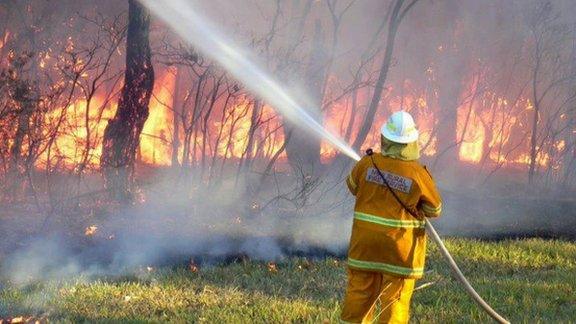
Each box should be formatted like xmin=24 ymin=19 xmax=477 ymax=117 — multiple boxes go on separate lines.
xmin=1 ymin=170 xmax=354 ymax=285
xmin=4 ymin=238 xmax=84 ymax=285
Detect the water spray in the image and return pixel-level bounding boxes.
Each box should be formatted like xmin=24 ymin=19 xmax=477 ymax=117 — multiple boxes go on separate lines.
xmin=137 ymin=0 xmax=360 ymax=162
xmin=138 ymin=1 xmax=508 ymax=322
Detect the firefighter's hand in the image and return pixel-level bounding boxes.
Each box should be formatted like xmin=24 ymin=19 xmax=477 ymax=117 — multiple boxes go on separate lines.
xmin=415 ymin=209 xmax=426 ymax=221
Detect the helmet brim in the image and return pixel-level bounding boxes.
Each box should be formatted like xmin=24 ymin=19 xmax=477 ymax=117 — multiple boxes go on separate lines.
xmin=381 ymin=126 xmax=419 ymax=144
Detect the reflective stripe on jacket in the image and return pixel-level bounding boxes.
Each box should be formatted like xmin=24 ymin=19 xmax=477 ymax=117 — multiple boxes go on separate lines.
xmin=346 ymin=153 xmax=442 ymax=279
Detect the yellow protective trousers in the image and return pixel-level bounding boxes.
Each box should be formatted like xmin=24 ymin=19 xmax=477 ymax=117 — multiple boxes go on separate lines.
xmin=341 ymin=269 xmax=415 ymax=324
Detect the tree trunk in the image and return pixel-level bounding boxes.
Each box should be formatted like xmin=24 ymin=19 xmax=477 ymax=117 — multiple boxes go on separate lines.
xmin=7 ymin=87 xmax=34 ymax=199
xmin=171 ymin=67 xmax=182 ymax=168
xmin=238 ymin=98 xmax=262 ymax=174
xmin=433 ymin=59 xmax=462 ymax=171
xmin=528 ymin=49 xmax=542 ymax=185
xmin=528 ymin=102 xmax=540 ymax=185
xmin=101 ymin=0 xmax=154 ymax=201
xmin=284 ymin=19 xmax=327 ymax=174
xmin=430 ymin=0 xmax=468 ymax=174
xmin=351 ymin=0 xmax=416 ymax=152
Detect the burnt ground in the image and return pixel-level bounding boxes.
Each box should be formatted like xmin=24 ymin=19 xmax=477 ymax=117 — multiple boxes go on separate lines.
xmin=436 ymin=190 xmax=576 ymax=241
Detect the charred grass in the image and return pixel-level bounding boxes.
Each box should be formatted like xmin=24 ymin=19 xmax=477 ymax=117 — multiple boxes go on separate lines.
xmin=0 ymin=238 xmax=574 ymax=323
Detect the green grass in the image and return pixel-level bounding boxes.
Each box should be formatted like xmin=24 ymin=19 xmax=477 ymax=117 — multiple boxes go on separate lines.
xmin=1 ymin=238 xmax=575 ymax=323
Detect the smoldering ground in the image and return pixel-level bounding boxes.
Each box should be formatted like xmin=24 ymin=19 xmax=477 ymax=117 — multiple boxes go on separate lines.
xmin=0 ymin=168 xmax=354 ymax=285
xmin=2 ymin=165 xmax=575 ymax=286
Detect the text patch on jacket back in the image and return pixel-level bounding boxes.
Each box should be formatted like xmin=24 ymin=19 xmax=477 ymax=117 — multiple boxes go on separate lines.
xmin=366 ymin=167 xmax=413 ymax=193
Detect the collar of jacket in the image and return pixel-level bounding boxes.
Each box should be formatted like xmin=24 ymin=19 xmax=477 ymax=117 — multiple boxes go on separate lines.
xmin=380 ymin=135 xmax=420 ymax=161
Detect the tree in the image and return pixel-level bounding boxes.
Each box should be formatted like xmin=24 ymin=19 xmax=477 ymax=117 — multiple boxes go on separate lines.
xmin=351 ymin=0 xmax=420 ymax=152
xmin=284 ymin=20 xmax=328 ymax=173
xmin=101 ymin=0 xmax=154 ymax=201
xmin=525 ymin=1 xmax=573 ymax=184
xmin=426 ymin=0 xmax=471 ymax=173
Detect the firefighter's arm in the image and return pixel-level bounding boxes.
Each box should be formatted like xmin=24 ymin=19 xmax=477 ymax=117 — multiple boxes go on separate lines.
xmin=346 ymin=160 xmax=363 ymax=196
xmin=418 ymin=166 xmax=442 ymax=218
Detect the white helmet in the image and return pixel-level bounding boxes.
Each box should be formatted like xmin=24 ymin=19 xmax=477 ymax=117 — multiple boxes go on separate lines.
xmin=381 ymin=111 xmax=419 ymax=144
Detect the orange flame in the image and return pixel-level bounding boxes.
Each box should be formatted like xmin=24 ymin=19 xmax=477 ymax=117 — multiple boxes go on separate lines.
xmin=37 ymin=97 xmax=116 ymax=169
xmin=458 ymin=108 xmax=485 ymax=163
xmin=32 ymin=65 xmax=557 ymax=173
xmin=84 ymin=225 xmax=98 ymax=236
xmin=0 ymin=30 xmax=9 ymax=50
xmin=140 ymin=69 xmax=176 ymax=165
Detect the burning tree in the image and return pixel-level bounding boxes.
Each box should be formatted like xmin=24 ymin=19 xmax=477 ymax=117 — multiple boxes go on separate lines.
xmin=351 ymin=0 xmax=420 ymax=152
xmin=0 ymin=0 xmax=575 ymax=216
xmin=1 ymin=52 xmax=41 ymax=200
xmin=101 ymin=0 xmax=154 ymax=201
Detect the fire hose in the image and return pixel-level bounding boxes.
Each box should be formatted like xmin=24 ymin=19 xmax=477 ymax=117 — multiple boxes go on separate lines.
xmin=365 ymin=149 xmax=510 ymax=323
xmin=425 ymin=220 xmax=510 ymax=324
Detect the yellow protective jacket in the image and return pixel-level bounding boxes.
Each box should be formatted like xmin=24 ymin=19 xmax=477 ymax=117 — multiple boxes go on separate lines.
xmin=346 ymin=152 xmax=442 ymax=279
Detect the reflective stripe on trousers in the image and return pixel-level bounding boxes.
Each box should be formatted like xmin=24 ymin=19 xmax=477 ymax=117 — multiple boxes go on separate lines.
xmin=348 ymin=258 xmax=424 ymax=277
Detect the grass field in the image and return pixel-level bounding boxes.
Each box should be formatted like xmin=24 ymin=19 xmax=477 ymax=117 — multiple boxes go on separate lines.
xmin=1 ymin=238 xmax=575 ymax=323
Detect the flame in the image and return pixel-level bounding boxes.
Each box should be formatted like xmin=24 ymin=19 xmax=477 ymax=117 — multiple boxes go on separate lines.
xmin=209 ymin=98 xmax=287 ymax=162
xmin=267 ymin=261 xmax=278 ymax=273
xmin=84 ymin=225 xmax=98 ymax=236
xmin=414 ymin=99 xmax=437 ymax=156
xmin=36 ymin=70 xmax=181 ymax=169
xmin=37 ymin=97 xmax=116 ymax=170
xmin=1 ymin=6 xmax=569 ymax=187
xmin=512 ymin=151 xmax=549 ymax=167
xmin=189 ymin=259 xmax=199 ymax=272
xmin=29 ymin=63 xmax=557 ymax=174
xmin=458 ymin=108 xmax=485 ymax=163
xmin=140 ymin=69 xmax=176 ymax=165
xmin=0 ymin=30 xmax=9 ymax=50
xmin=555 ymin=140 xmax=565 ymax=152
xmin=215 ymin=98 xmax=253 ymax=159
xmin=38 ymin=52 xmax=51 ymax=69
xmin=321 ymin=100 xmax=351 ymax=161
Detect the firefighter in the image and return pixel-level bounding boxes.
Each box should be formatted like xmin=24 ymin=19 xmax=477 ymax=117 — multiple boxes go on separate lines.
xmin=341 ymin=111 xmax=442 ymax=324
